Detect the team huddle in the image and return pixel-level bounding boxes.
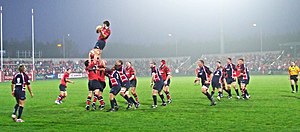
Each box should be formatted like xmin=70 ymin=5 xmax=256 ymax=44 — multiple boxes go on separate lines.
xmin=194 ymin=58 xmax=251 ymax=106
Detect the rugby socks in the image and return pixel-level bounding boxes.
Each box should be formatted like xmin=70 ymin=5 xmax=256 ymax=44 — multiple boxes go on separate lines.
xmin=129 ymin=97 xmax=137 ymax=105
xmin=218 ymin=91 xmax=222 ymax=97
xmin=291 ymin=85 xmax=295 ymax=92
xmin=13 ymin=104 xmax=19 ymax=115
xmin=113 ymin=98 xmax=118 ymax=107
xmin=159 ymin=94 xmax=166 ymax=103
xmin=296 ymin=85 xmax=298 ymax=92
xmin=164 ymin=91 xmax=171 ymax=100
xmin=228 ymin=89 xmax=232 ymax=96
xmin=132 ymin=93 xmax=139 ymax=102
xmin=86 ymin=96 xmax=92 ymax=105
xmin=17 ymin=106 xmax=23 ymax=119
xmin=93 ymin=94 xmax=98 ymax=103
xmin=98 ymin=96 xmax=105 ymax=106
xmin=211 ymin=91 xmax=215 ymax=98
xmin=110 ymin=99 xmax=114 ymax=109
xmin=153 ymin=95 xmax=157 ymax=105
xmin=204 ymin=92 xmax=212 ymax=101
xmin=56 ymin=94 xmax=64 ymax=102
xmin=235 ymin=89 xmax=240 ymax=96
xmin=122 ymin=95 xmax=131 ymax=103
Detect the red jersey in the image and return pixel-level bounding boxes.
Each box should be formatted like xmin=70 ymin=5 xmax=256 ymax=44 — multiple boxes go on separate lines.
xmin=159 ymin=65 xmax=171 ymax=81
xmin=125 ymin=66 xmax=136 ymax=80
xmin=86 ymin=62 xmax=98 ymax=81
xmin=60 ymin=72 xmax=70 ymax=86
xmin=98 ymin=64 xmax=106 ymax=82
xmin=98 ymin=27 xmax=111 ymax=42
xmin=235 ymin=64 xmax=245 ymax=78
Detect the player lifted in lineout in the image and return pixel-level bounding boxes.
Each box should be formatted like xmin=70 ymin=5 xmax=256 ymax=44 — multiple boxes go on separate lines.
xmin=89 ymin=20 xmax=111 ymax=62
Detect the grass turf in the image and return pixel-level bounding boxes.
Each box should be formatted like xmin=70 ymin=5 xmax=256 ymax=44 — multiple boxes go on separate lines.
xmin=0 ymin=75 xmax=299 ymax=131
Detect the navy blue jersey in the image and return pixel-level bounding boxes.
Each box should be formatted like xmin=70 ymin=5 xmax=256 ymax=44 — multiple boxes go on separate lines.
xmin=197 ymin=66 xmax=212 ymax=84
xmin=242 ymin=66 xmax=250 ymax=80
xmin=212 ymin=67 xmax=223 ymax=83
xmin=12 ymin=72 xmax=30 ymax=91
xmin=116 ymin=66 xmax=129 ymax=83
xmin=106 ymin=69 xmax=121 ymax=88
xmin=225 ymin=63 xmax=236 ymax=78
xmin=151 ymin=66 xmax=163 ymax=83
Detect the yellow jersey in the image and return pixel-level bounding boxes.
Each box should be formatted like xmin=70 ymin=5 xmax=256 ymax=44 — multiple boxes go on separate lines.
xmin=288 ymin=66 xmax=300 ymax=76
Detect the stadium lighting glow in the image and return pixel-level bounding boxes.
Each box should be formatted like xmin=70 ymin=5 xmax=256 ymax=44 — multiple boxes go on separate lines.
xmin=57 ymin=44 xmax=62 ymax=47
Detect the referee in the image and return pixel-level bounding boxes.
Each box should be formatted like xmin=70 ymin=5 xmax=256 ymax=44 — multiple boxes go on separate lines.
xmin=288 ymin=61 xmax=300 ymax=93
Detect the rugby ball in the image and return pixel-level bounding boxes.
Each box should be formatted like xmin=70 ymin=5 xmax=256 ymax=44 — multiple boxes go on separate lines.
xmin=96 ymin=25 xmax=102 ymax=33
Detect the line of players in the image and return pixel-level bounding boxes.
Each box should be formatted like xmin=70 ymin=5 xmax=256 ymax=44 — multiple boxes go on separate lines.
xmin=54 ymin=56 xmax=174 ymax=112
xmin=82 ymin=59 xmax=173 ymax=112
xmin=195 ymin=58 xmax=251 ymax=106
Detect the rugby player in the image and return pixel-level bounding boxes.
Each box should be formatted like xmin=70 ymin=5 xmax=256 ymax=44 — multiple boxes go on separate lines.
xmin=55 ymin=68 xmax=74 ymax=104
xmin=150 ymin=61 xmax=167 ymax=108
xmin=196 ymin=60 xmax=216 ymax=106
xmin=11 ymin=65 xmax=33 ymax=122
xmin=225 ymin=58 xmax=240 ymax=99
xmin=125 ymin=62 xmax=139 ymax=104
xmin=159 ymin=60 xmax=172 ymax=103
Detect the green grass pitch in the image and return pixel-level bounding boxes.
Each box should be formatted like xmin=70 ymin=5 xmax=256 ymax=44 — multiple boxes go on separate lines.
xmin=0 ymin=75 xmax=299 ymax=131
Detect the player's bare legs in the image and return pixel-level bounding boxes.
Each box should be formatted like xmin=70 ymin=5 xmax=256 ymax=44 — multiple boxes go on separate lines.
xmin=98 ymin=91 xmax=105 ymax=110
xmin=163 ymin=85 xmax=172 ymax=103
xmin=85 ymin=91 xmax=93 ymax=110
xmin=201 ymin=86 xmax=215 ymax=106
xmin=152 ymin=89 xmax=158 ymax=108
xmin=91 ymin=89 xmax=100 ymax=110
xmin=131 ymin=87 xmax=139 ymax=104
xmin=13 ymin=99 xmax=25 ymax=122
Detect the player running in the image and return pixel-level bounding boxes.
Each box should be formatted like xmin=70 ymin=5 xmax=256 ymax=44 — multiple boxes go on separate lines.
xmin=196 ymin=60 xmax=216 ymax=106
xmin=106 ymin=67 xmax=122 ymax=112
xmin=236 ymin=58 xmax=251 ymax=99
xmin=288 ymin=61 xmax=300 ymax=93
xmin=150 ymin=61 xmax=167 ymax=108
xmin=211 ymin=61 xmax=223 ymax=101
xmin=55 ymin=68 xmax=74 ymax=104
xmin=225 ymin=58 xmax=240 ymax=99
xmin=159 ymin=60 xmax=172 ymax=103
xmin=115 ymin=60 xmax=139 ymax=109
xmin=125 ymin=62 xmax=140 ymax=104
xmin=95 ymin=20 xmax=111 ymax=59
xmin=11 ymin=65 xmax=33 ymax=122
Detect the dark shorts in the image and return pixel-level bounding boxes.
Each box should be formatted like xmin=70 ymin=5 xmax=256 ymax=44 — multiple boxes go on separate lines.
xmin=241 ymin=79 xmax=249 ymax=85
xmin=110 ymin=86 xmax=121 ymax=96
xmin=153 ymin=81 xmax=164 ymax=92
xmin=212 ymin=81 xmax=221 ymax=88
xmin=290 ymin=75 xmax=298 ymax=82
xmin=99 ymin=81 xmax=106 ymax=92
xmin=14 ymin=89 xmax=26 ymax=100
xmin=59 ymin=84 xmax=67 ymax=91
xmin=164 ymin=79 xmax=171 ymax=87
xmin=226 ymin=77 xmax=236 ymax=84
xmin=121 ymin=81 xmax=131 ymax=90
xmin=95 ymin=40 xmax=106 ymax=50
xmin=202 ymin=84 xmax=210 ymax=89
xmin=130 ymin=80 xmax=137 ymax=87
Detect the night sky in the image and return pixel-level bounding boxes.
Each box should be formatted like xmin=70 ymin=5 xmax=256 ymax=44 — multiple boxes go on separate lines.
xmin=1 ymin=0 xmax=300 ymax=52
